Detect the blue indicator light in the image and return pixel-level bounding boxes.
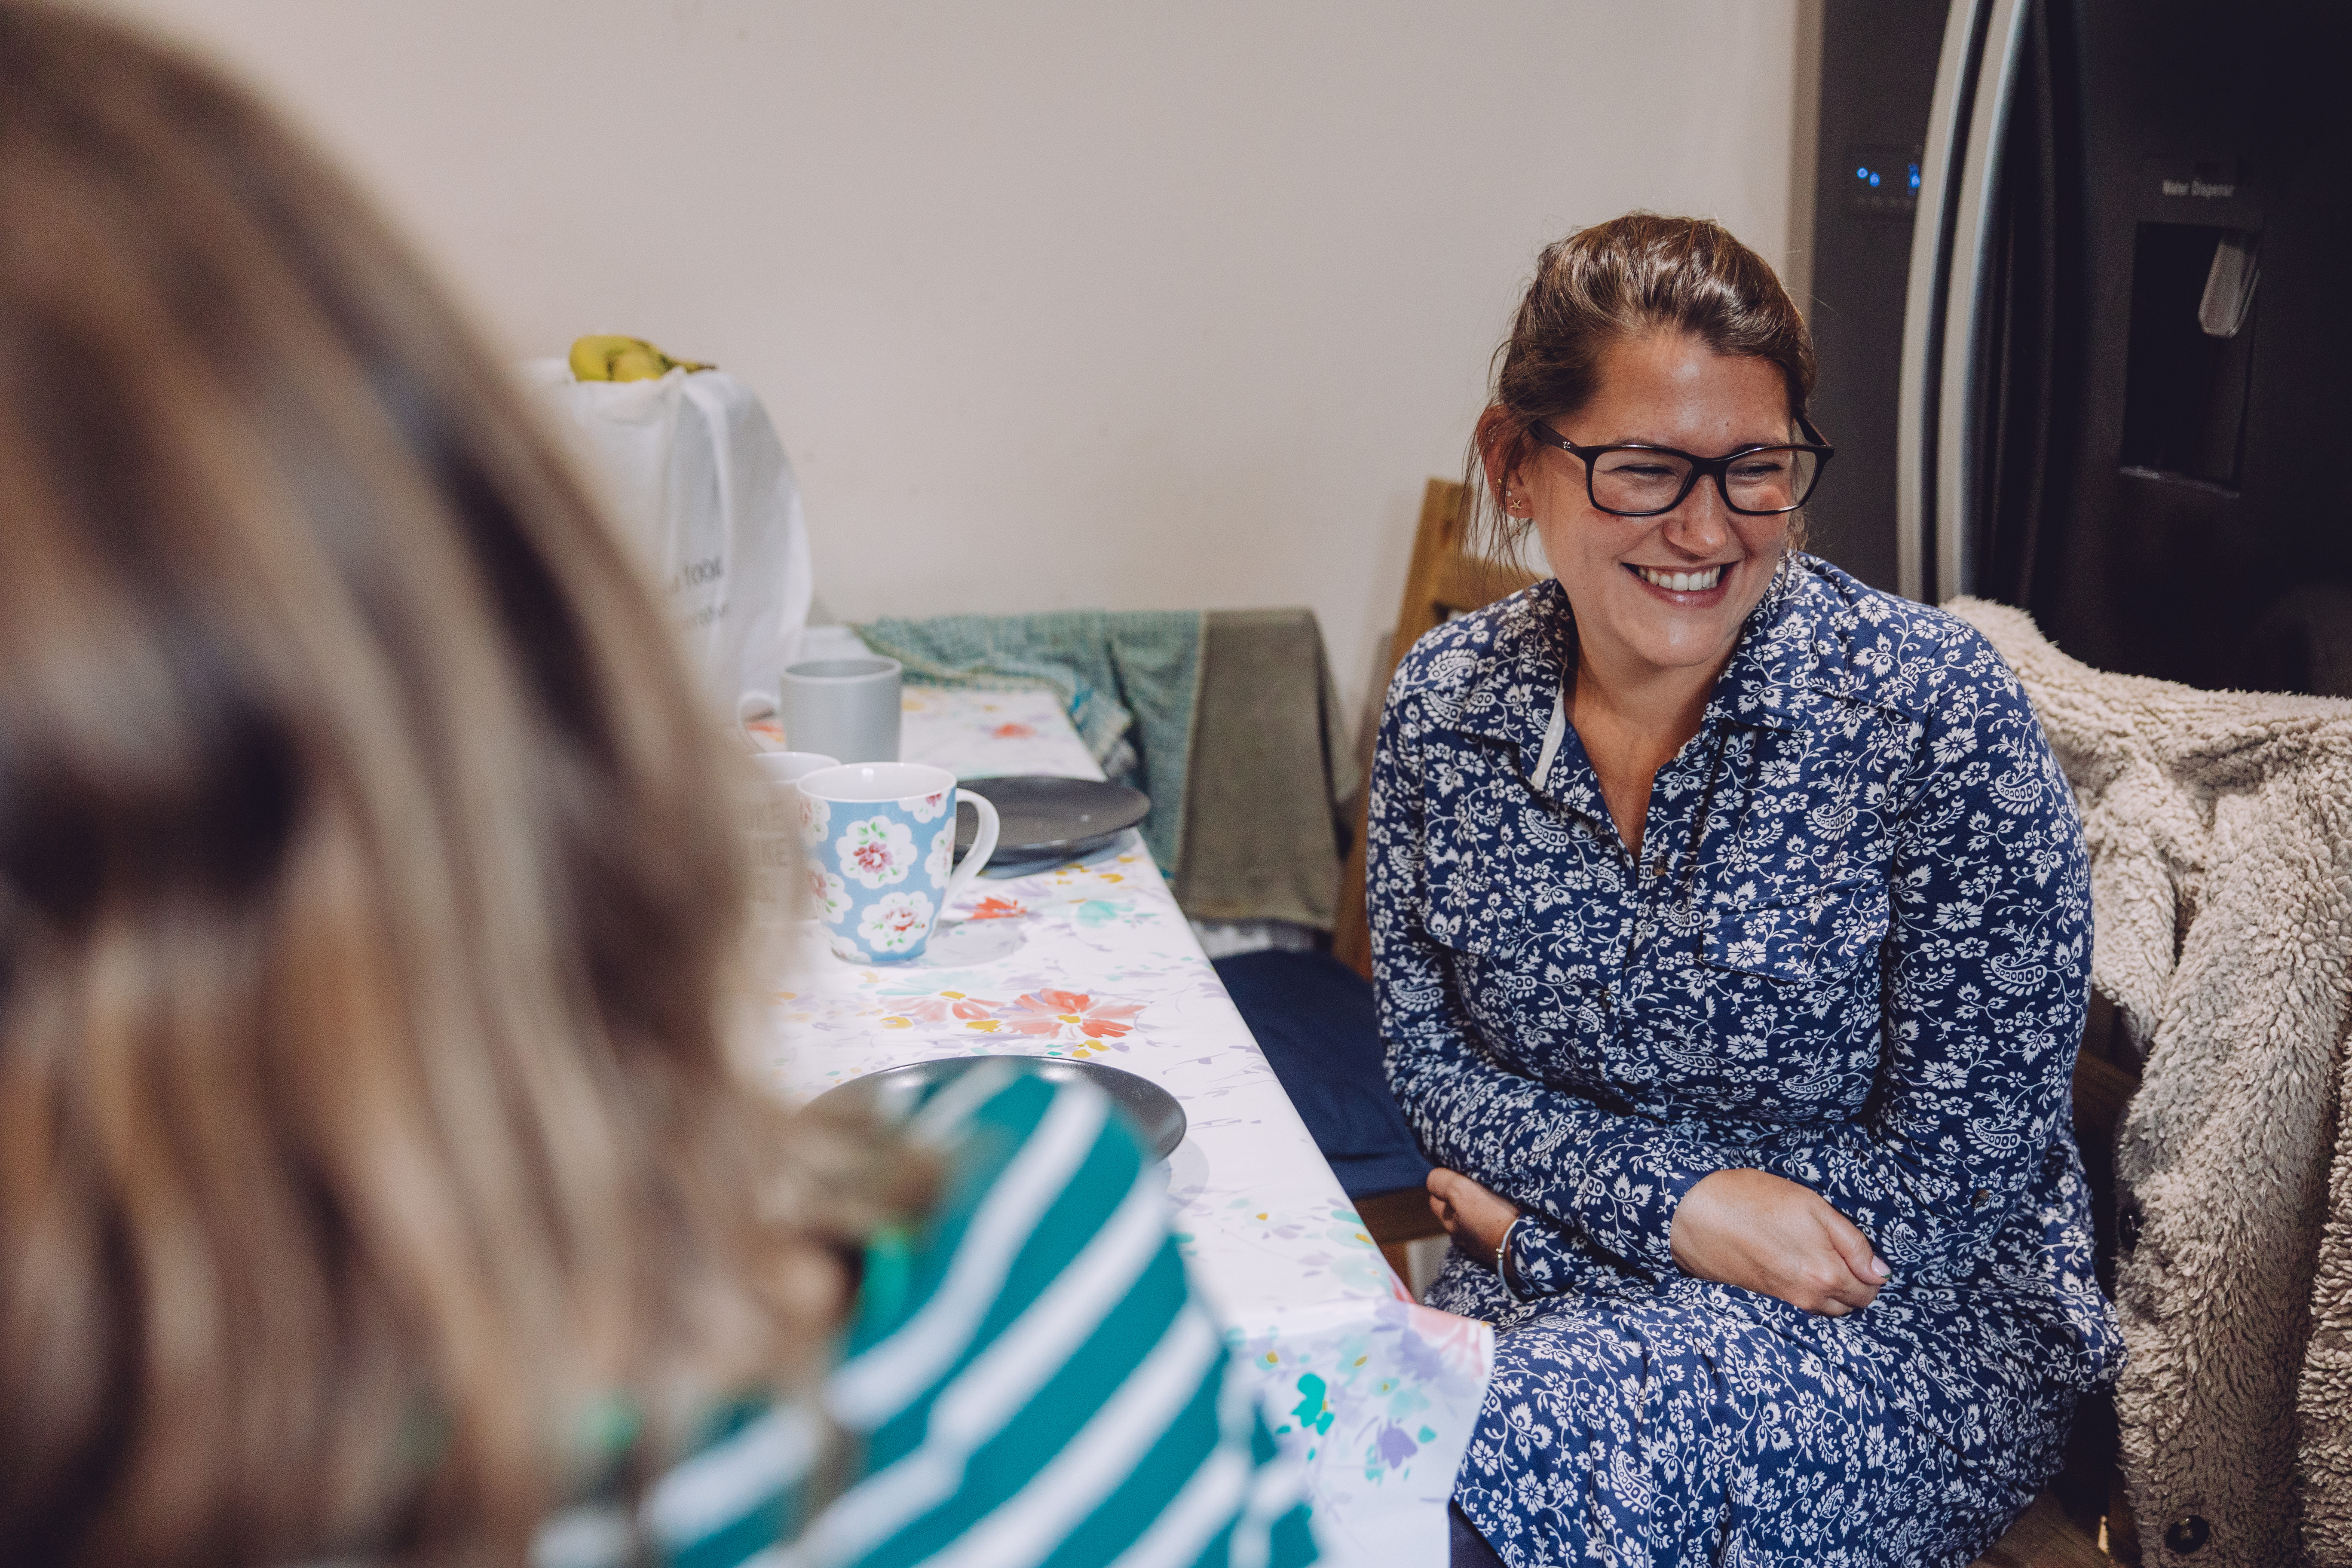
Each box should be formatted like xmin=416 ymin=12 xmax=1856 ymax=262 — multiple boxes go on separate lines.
xmin=1856 ymin=165 xmax=1871 ymax=181
xmin=1908 ymin=163 xmax=1921 ymax=190
xmin=1868 ymin=172 xmax=1882 ymax=187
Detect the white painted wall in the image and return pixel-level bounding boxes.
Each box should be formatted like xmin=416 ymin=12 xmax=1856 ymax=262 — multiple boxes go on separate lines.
xmin=95 ymin=0 xmax=1810 ymax=735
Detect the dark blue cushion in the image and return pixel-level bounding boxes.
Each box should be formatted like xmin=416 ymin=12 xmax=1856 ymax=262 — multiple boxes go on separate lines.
xmin=1449 ymin=1503 xmax=1509 ymax=1567
xmin=1212 ymin=949 xmax=1432 ymax=1201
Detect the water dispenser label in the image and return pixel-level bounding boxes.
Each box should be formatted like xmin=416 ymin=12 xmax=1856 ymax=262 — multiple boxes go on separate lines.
xmin=2147 ymin=156 xmax=2251 ymax=202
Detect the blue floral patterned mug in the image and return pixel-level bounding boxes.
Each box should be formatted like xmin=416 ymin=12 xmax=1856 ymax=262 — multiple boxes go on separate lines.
xmin=795 ymin=762 xmax=1000 ymax=963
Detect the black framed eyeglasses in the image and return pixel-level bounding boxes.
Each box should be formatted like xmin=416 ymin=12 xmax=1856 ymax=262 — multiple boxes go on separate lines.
xmin=1527 ymin=416 xmax=1835 ymax=518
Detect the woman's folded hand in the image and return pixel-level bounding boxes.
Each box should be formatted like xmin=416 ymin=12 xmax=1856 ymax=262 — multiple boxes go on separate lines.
xmin=1669 ymin=1168 xmax=1890 ymax=1315
xmin=1427 ymin=1168 xmax=1521 ymax=1270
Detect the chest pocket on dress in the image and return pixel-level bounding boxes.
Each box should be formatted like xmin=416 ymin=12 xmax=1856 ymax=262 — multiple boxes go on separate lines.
xmin=1699 ymin=877 xmax=1891 ymax=986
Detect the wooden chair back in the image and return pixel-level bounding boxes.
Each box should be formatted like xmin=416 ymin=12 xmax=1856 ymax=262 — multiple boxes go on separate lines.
xmin=1332 ymin=478 xmax=1539 ymax=979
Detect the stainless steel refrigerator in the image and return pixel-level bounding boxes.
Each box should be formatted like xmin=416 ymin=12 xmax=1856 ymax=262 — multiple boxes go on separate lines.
xmin=1804 ymin=0 xmax=2352 ymax=697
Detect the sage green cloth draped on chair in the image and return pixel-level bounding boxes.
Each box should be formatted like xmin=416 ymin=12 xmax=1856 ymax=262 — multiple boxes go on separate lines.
xmin=851 ymin=609 xmax=1204 ymax=873
xmin=1178 ymin=609 xmax=1355 ymax=931
xmin=850 ymin=608 xmax=1351 ymax=931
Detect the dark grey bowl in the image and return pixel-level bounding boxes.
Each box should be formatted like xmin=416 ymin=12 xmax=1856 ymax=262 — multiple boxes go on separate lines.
xmin=808 ymin=1054 xmax=1186 ymax=1161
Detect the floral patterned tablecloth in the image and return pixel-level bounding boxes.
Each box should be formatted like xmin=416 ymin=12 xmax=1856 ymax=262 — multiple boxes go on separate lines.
xmin=756 ymin=685 xmax=1493 ymax=1568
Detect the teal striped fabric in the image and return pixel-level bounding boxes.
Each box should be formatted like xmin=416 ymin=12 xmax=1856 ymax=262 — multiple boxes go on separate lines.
xmin=535 ymin=1069 xmax=1318 ymax=1568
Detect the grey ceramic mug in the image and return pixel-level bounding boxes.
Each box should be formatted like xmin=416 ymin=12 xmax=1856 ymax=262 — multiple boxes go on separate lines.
xmin=779 ymin=655 xmax=902 ymax=763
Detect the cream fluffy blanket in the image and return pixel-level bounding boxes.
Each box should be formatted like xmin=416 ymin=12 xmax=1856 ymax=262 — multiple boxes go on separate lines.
xmin=1953 ymin=599 xmax=2352 ymax=1567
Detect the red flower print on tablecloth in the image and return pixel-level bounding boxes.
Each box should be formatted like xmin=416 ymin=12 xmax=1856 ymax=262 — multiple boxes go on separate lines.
xmin=998 ymin=988 xmax=1144 ymax=1042
xmin=989 ymin=722 xmax=1038 ymax=739
xmin=968 ymin=895 xmax=1026 ymax=921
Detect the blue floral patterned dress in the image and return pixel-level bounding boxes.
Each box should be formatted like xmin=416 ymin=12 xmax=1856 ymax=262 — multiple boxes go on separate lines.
xmin=1367 ymin=556 xmax=2121 ymax=1567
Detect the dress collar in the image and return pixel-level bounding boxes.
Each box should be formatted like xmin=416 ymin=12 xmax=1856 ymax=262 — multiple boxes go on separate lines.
xmin=1699 ymin=554 xmax=1810 ymax=733
xmin=1453 ymin=556 xmax=1816 ymax=757
xmin=1452 ymin=578 xmax=1574 ymax=763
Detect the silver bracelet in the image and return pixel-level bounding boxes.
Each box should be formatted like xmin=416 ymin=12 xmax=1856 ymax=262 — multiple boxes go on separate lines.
xmin=1494 ymin=1214 xmax=1528 ymax=1298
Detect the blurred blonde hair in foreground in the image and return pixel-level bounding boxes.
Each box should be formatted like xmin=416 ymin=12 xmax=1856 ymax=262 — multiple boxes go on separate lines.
xmin=0 ymin=6 xmax=906 ymax=1563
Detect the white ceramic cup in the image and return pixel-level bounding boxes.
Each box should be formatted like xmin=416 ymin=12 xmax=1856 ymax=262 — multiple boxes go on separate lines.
xmin=796 ymin=762 xmax=1000 ymax=963
xmin=779 ymin=656 xmax=902 ymax=763
xmin=749 ymin=750 xmax=838 ymax=921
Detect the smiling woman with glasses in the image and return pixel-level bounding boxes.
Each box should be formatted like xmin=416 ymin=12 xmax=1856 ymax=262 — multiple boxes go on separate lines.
xmin=1365 ymin=214 xmax=2118 ymax=1567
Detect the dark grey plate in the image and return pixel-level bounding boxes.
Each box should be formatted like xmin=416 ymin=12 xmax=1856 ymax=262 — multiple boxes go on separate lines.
xmin=808 ymin=1054 xmax=1187 ymax=1161
xmin=956 ymin=776 xmax=1150 ymax=869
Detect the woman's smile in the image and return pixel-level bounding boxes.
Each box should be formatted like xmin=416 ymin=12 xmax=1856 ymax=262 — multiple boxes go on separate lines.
xmin=1626 ymin=560 xmax=1731 ymax=599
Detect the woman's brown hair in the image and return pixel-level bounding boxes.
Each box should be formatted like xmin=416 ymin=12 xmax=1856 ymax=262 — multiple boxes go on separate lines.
xmin=0 ymin=6 xmax=900 ymax=1563
xmin=1466 ymin=212 xmax=1818 ymax=560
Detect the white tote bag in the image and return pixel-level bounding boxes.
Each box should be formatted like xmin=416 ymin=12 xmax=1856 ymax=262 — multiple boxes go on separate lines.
xmin=522 ymin=361 xmax=812 ymax=713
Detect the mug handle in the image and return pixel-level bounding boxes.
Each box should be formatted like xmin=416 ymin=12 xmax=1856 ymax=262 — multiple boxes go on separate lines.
xmin=943 ymin=791 xmax=1000 ymax=909
xmin=737 ymin=689 xmax=779 ymax=749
